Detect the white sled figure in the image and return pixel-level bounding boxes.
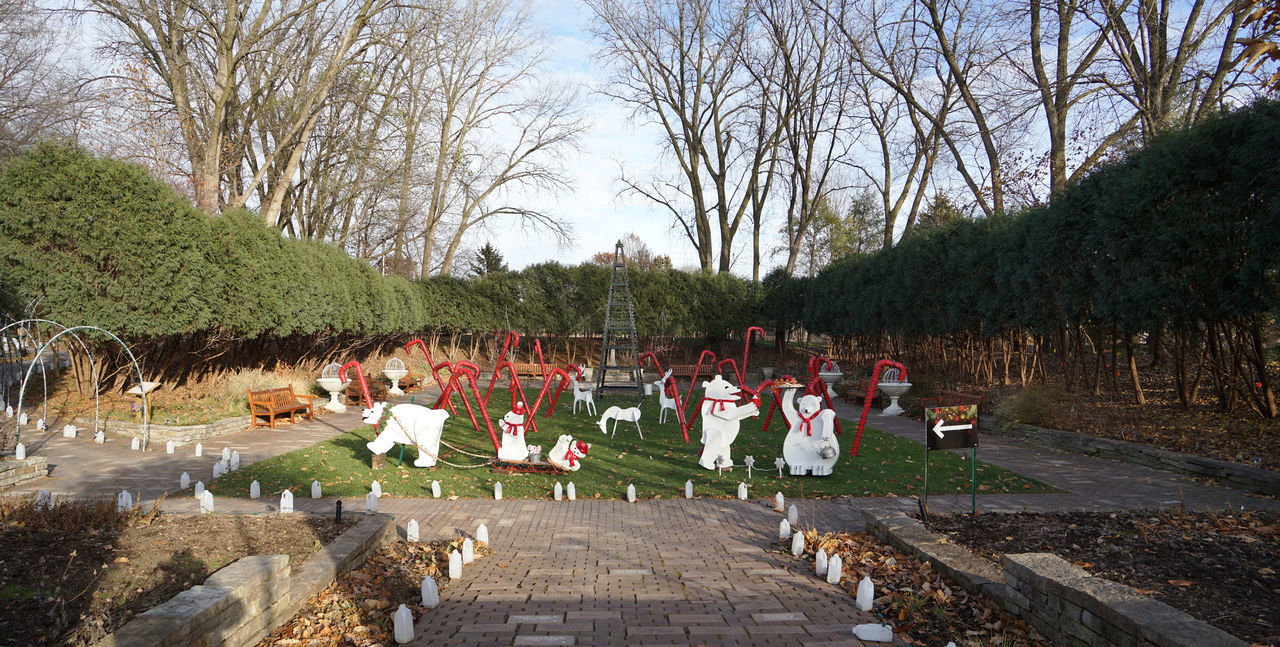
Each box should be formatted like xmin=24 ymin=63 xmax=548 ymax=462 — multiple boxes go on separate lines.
xmin=654 ymin=369 xmax=678 ymax=424
xmin=780 ymin=389 xmax=839 ymax=476
xmin=570 ymin=376 xmax=597 ymax=416
xmin=598 ymin=405 xmax=643 ymax=439
xmin=547 ymin=434 xmax=590 ymax=471
xmin=364 ymin=402 xmax=449 ymax=467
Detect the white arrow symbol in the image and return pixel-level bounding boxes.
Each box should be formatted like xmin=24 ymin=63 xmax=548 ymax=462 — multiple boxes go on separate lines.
xmin=933 ymin=420 xmax=972 ymax=438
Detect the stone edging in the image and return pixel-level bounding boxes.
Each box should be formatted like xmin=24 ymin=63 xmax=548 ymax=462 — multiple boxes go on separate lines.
xmin=73 ymin=415 xmax=251 ymax=446
xmin=93 ymin=512 xmax=396 ymax=647
xmin=982 ymin=417 xmax=1280 ymax=495
xmin=0 ymin=456 xmax=48 ymax=490
xmin=862 ymin=510 xmax=1247 ymax=647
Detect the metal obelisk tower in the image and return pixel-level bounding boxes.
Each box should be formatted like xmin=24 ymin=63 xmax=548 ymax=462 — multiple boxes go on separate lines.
xmin=595 ymin=240 xmax=644 ymax=397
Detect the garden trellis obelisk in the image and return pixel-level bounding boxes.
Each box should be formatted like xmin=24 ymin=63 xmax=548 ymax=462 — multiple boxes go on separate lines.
xmin=595 ymin=240 xmax=644 ymax=398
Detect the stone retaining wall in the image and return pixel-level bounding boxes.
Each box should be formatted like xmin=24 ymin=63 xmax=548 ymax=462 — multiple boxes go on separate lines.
xmin=982 ymin=418 xmax=1280 ymax=495
xmin=0 ymin=456 xmax=48 ymax=489
xmin=863 ymin=510 xmax=1247 ymax=647
xmin=94 ymin=513 xmax=395 ymax=647
xmin=74 ymin=415 xmax=250 ymax=446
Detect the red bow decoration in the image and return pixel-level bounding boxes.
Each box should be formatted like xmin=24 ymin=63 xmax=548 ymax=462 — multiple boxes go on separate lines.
xmin=705 ymin=397 xmax=737 ymax=413
xmin=798 ymin=409 xmax=821 ymax=436
xmin=563 ymin=448 xmax=579 ymax=468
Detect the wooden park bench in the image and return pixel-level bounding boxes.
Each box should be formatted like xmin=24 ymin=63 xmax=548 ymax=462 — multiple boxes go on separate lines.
xmin=919 ymin=389 xmax=986 ymax=415
xmin=345 ymin=380 xmax=388 ymax=406
xmin=667 ymin=364 xmax=712 ymax=382
xmin=248 ymin=386 xmax=316 ymax=430
xmin=509 ymin=362 xmax=544 ymax=378
xmin=398 ymin=372 xmax=422 ymax=392
xmin=851 ymin=378 xmax=879 ymax=407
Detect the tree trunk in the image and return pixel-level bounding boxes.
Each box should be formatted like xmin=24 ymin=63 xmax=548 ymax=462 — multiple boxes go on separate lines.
xmin=1124 ymin=335 xmax=1146 ymax=405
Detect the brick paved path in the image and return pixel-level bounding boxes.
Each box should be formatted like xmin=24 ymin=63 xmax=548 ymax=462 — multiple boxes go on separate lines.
xmin=9 ymin=407 xmax=366 ymax=500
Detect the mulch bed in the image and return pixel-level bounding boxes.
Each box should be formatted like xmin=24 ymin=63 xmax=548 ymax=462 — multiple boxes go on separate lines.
xmin=926 ymin=509 xmax=1280 ymax=645
xmin=0 ymin=496 xmax=354 ymax=647
xmin=788 ymin=529 xmax=1054 ymax=646
xmin=257 ymin=537 xmax=489 ymax=647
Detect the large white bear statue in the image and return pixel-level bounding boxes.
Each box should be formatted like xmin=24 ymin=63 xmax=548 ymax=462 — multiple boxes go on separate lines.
xmin=547 ymin=434 xmax=590 ymax=471
xmin=364 ymin=402 xmax=449 ymax=468
xmin=697 ymin=375 xmax=759 ymax=470
xmin=497 ymin=403 xmax=529 ymax=461
xmin=780 ymin=390 xmax=839 ymax=476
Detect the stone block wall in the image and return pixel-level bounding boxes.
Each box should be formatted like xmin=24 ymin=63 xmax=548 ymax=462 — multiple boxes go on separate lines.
xmin=74 ymin=416 xmax=250 ymax=446
xmin=95 ymin=555 xmax=289 ymax=647
xmin=983 ymin=419 xmax=1280 ymax=495
xmin=93 ymin=513 xmax=395 ymax=647
xmin=1002 ymin=553 xmax=1246 ymax=647
xmin=0 ymin=456 xmax=48 ymax=489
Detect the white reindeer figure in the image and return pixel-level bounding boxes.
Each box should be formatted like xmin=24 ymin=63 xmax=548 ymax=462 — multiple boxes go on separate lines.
xmin=598 ymin=406 xmax=643 ymax=439
xmin=570 ymin=376 xmax=597 ymax=416
xmin=654 ymin=369 xmax=678 ymax=424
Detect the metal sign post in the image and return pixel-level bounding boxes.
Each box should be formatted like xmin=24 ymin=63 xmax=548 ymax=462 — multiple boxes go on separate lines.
xmin=923 ymin=405 xmax=980 ymax=517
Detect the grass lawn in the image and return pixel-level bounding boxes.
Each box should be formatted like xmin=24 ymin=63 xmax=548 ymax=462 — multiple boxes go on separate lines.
xmin=209 ymin=392 xmax=1050 ymax=500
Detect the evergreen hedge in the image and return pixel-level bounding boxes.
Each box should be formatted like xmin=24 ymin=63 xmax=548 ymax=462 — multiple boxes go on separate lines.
xmin=803 ymin=99 xmax=1280 ymax=341
xmin=0 ymin=144 xmax=772 ymax=351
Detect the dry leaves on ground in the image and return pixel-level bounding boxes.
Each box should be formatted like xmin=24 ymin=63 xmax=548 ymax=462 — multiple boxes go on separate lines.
xmin=788 ymin=529 xmax=1054 ymax=647
xmin=258 ymin=537 xmax=490 ymax=647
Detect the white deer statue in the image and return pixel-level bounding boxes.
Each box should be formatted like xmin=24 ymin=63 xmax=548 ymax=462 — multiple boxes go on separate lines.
xmin=654 ymin=369 xmax=678 ymax=424
xmin=598 ymin=406 xmax=643 ymax=439
xmin=571 ymin=375 xmax=597 ymax=416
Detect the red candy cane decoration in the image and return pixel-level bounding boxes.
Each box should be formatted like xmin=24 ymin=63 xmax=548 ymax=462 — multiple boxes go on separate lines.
xmin=339 ymin=361 xmax=373 ymax=409
xmin=851 ymin=359 xmax=907 ymax=456
xmin=405 ymin=339 xmax=457 ymax=414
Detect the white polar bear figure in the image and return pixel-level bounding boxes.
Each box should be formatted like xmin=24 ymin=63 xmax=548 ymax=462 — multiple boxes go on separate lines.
xmin=697 ymin=375 xmax=760 ymax=470
xmin=364 ymin=402 xmax=449 ymax=468
xmin=780 ymin=390 xmax=839 ymax=476
xmin=497 ymin=403 xmax=530 ymax=461
xmin=547 ymin=434 xmax=590 ymax=471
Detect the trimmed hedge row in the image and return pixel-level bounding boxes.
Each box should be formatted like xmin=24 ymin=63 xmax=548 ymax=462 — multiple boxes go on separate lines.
xmin=804 ymin=99 xmax=1280 ymax=340
xmin=0 ymin=144 xmax=779 ymax=344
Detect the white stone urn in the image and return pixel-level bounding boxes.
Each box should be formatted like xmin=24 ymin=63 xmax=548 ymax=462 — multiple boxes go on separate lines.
xmin=761 ymin=367 xmax=776 ymax=380
xmin=384 ymin=358 xmax=408 ymax=396
xmin=817 ymin=370 xmax=842 ymax=397
xmin=316 ymin=376 xmax=349 ymax=413
xmin=877 ymin=381 xmax=912 ymax=416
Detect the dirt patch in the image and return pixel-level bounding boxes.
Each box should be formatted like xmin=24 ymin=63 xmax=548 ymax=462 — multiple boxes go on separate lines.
xmin=791 ymin=529 xmax=1053 ymax=647
xmin=0 ymin=496 xmax=354 ymax=647
xmin=926 ymin=509 xmax=1280 ymax=645
xmin=258 ymin=537 xmax=490 ymax=646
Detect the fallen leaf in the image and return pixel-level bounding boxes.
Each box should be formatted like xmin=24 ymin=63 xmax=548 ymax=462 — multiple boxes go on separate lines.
xmin=1168 ymin=579 xmax=1193 ymax=587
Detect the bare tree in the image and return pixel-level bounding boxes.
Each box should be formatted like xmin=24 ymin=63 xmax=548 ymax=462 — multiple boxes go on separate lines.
xmin=757 ymin=0 xmax=853 ymax=273
xmin=418 ymin=0 xmax=586 ymax=276
xmin=0 ymin=0 xmax=89 ymax=156
xmin=589 ymin=0 xmax=775 ymax=273
xmin=1021 ymin=0 xmax=1136 ymax=197
xmin=837 ymin=0 xmax=952 ymax=246
xmin=85 ymin=0 xmax=389 ymax=218
xmin=1094 ymin=0 xmax=1250 ymax=140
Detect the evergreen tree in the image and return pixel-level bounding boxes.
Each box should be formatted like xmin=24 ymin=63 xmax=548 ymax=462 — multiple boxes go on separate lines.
xmin=468 ymin=242 xmax=508 ymax=277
